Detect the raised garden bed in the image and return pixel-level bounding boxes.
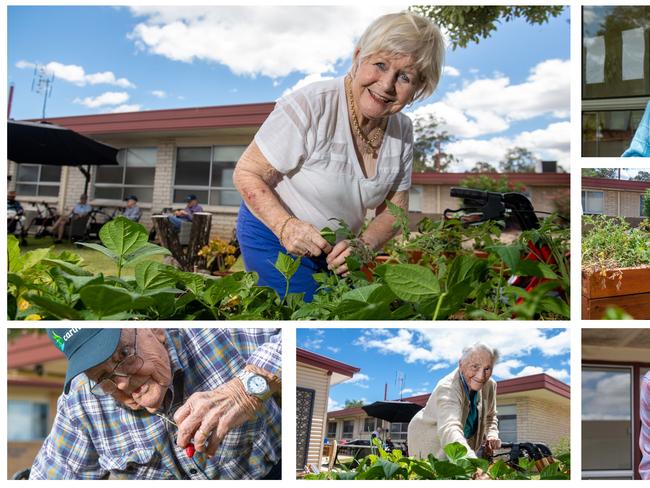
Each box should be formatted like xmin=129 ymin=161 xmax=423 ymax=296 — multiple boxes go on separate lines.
xmin=582 ymin=267 xmax=650 ymax=319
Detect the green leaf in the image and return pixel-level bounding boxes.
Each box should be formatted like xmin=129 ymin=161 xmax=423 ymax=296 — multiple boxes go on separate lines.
xmin=99 ymin=216 xmax=150 ymax=257
xmin=487 ymin=244 xmax=521 ymax=272
xmin=7 ymin=293 xmax=17 ymax=320
xmin=13 ymin=247 xmax=52 ymax=274
xmin=443 ymin=442 xmax=468 ymax=463
xmin=515 ymin=259 xmax=558 ymax=279
xmin=7 ymin=235 xmax=21 ymax=273
xmin=341 ymin=283 xmax=384 ymax=303
xmin=381 ymin=264 xmax=440 ymax=302
xmin=135 ymin=261 xmax=178 ymax=290
xmin=122 ymin=243 xmax=171 ymax=267
xmin=335 ymin=300 xmax=391 ymax=320
xmin=42 ymin=259 xmax=92 ymax=276
xmin=23 ymin=292 xmax=82 ymax=320
xmin=488 ymin=459 xmax=514 ymax=479
xmin=379 ymin=459 xmax=401 ymax=479
xmin=320 ymin=226 xmax=337 ymax=246
xmin=274 ymin=252 xmax=301 ymax=280
xmin=445 ymin=254 xmax=486 ymax=289
xmin=433 ymin=461 xmax=469 ymax=479
xmin=76 ymin=242 xmax=119 ymax=261
xmin=79 ymin=285 xmax=153 ymax=317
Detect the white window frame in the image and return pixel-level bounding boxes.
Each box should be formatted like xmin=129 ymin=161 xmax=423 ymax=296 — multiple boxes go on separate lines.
xmin=582 ymin=190 xmax=604 ymax=214
xmin=93 ymin=147 xmax=157 ymax=203
xmin=15 ymin=164 xmax=61 ymax=197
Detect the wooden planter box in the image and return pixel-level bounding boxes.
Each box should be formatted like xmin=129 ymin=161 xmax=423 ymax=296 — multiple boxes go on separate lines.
xmin=582 ymin=267 xmax=650 ymax=319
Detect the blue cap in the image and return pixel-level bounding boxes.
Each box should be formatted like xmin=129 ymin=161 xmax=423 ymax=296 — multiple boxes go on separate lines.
xmin=185 ymin=194 xmax=198 ymax=201
xmin=125 ymin=195 xmax=138 ymax=202
xmin=47 ymin=328 xmax=122 ymax=394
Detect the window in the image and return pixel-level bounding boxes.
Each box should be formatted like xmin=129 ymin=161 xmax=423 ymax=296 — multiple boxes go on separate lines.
xmin=582 ymin=6 xmax=650 ymax=101
xmin=15 ymin=164 xmax=61 ymax=197
xmin=582 ymin=190 xmax=604 ymax=214
xmin=94 ymin=147 xmax=156 ymax=202
xmin=8 ymin=400 xmax=49 ymax=441
xmin=582 ymin=366 xmax=634 ymax=479
xmin=173 ymin=146 xmax=244 ymax=207
xmin=327 ymin=421 xmax=337 ymax=439
xmin=409 ymin=185 xmax=422 ymax=212
xmin=389 ymin=422 xmax=408 ymax=441
xmin=363 ymin=417 xmax=377 ymax=433
xmin=582 ymin=110 xmax=646 ymax=157
xmin=342 ymin=420 xmax=354 ymax=439
xmin=497 ymin=404 xmax=517 ymax=444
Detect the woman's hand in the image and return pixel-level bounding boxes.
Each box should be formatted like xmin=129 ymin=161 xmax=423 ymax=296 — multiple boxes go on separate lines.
xmin=326 ymin=240 xmax=353 ymax=276
xmin=174 ymin=377 xmax=261 ymax=458
xmin=485 ymin=436 xmax=501 ymax=453
xmin=281 ymin=218 xmax=332 ymax=257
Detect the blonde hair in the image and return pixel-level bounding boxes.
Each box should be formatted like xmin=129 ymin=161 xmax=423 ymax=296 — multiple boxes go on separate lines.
xmin=354 ymin=11 xmax=445 ymax=102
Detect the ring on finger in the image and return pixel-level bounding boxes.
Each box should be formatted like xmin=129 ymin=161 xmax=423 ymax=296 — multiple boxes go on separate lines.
xmin=199 ymin=429 xmax=211 ymax=437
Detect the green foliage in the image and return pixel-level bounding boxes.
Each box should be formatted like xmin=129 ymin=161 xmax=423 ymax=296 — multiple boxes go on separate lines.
xmin=499 ymin=147 xmax=538 ymax=173
xmin=632 ymin=171 xmax=650 ymax=182
xmin=601 ymin=306 xmax=634 ymax=320
xmin=643 ymin=189 xmax=650 ymax=217
xmin=304 ymin=441 xmax=570 ymax=480
xmin=460 ymin=174 xmax=526 ymax=193
xmin=412 ymin=114 xmax=456 ymax=173
xmin=581 ymin=168 xmax=619 ymax=178
xmin=409 ymin=6 xmax=564 ymax=49
xmin=77 ymin=217 xmax=170 ymax=278
xmin=582 ymin=215 xmax=650 ymax=271
xmin=344 ymin=399 xmax=365 ymax=408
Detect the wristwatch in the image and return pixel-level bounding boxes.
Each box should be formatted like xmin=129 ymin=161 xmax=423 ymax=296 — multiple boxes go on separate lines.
xmin=237 ymin=370 xmax=271 ymax=400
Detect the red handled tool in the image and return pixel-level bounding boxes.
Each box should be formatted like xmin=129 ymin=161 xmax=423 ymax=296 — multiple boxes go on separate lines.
xmin=154 ymin=412 xmax=196 ymax=458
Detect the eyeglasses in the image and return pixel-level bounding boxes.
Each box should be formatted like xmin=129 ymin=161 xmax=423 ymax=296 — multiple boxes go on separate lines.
xmin=89 ymin=330 xmax=144 ymax=396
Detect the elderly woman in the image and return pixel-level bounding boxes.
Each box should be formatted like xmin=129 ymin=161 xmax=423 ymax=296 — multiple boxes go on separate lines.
xmin=233 ymin=12 xmax=444 ymax=300
xmin=640 ymin=371 xmax=650 ymax=479
xmin=622 ymin=101 xmax=650 ymax=157
xmin=408 ymin=343 xmax=501 ymax=478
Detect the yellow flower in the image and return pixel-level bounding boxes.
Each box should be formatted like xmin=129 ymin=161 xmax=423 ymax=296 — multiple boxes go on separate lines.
xmin=25 ymin=314 xmax=42 ymax=321
xmin=18 ymin=298 xmax=30 ymax=312
xmin=225 ymin=255 xmax=236 ymax=267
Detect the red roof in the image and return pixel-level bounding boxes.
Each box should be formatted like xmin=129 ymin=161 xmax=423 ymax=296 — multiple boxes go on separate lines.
xmin=582 ymin=176 xmax=650 ymax=192
xmin=29 ymin=102 xmax=276 ymax=135
xmin=412 ymin=172 xmax=570 ymax=187
xmin=327 ymin=373 xmax=569 ymax=418
xmin=8 ymin=333 xmax=63 ymax=368
xmin=297 ymin=348 xmax=360 ymax=378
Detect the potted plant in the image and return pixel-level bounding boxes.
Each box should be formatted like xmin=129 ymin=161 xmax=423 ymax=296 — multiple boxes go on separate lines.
xmin=582 ymin=216 xmax=650 ymax=319
xmin=197 ymin=238 xmax=238 ymax=276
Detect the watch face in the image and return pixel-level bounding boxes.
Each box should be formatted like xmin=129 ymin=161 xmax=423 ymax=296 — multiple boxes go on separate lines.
xmin=248 ymin=375 xmax=268 ymax=394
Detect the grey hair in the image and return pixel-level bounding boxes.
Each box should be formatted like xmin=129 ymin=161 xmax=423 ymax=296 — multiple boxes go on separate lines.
xmin=353 ymin=11 xmax=445 ymax=102
xmin=460 ymin=342 xmax=500 ymax=366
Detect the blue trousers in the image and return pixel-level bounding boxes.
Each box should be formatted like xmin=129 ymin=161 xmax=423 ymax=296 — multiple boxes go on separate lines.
xmin=236 ymin=203 xmax=327 ymax=302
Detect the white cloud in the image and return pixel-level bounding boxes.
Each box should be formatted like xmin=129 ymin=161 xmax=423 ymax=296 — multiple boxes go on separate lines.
xmin=327 ymin=346 xmax=341 ymax=354
xmin=151 ymin=90 xmax=167 ymax=98
xmin=302 ymin=337 xmax=323 ymax=350
xmin=410 ymin=59 xmax=570 ymax=139
xmin=16 ymin=60 xmax=135 ymax=88
xmin=328 ymin=396 xmax=342 ymax=411
xmin=356 ymin=329 xmax=570 ymax=369
xmin=107 ymin=104 xmax=142 ymax=113
xmin=127 ymin=6 xmax=397 ymax=79
xmin=282 ymin=73 xmax=335 ymax=97
xmin=444 ymin=121 xmax=571 ymax=171
xmin=400 ymin=388 xmax=413 ymax=395
xmin=493 ymin=359 xmax=524 ymax=379
xmin=427 ymin=362 xmax=449 ymax=372
xmin=74 ymin=91 xmax=130 ymax=108
xmin=493 ymin=360 xmax=569 ymax=383
xmin=343 ymin=373 xmax=370 ymax=388
xmin=443 ymin=65 xmax=460 ymax=77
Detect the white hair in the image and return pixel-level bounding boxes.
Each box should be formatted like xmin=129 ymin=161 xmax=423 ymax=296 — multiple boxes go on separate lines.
xmin=460 ymin=342 xmax=500 ymax=366
xmin=354 ymin=11 xmax=445 ymax=102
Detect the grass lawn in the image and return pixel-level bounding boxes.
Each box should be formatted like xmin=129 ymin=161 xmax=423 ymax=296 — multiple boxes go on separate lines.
xmin=17 ymin=236 xmax=166 ymax=277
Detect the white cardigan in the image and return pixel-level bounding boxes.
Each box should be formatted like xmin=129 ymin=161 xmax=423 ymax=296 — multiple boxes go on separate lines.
xmin=407 ymin=368 xmax=499 ymax=460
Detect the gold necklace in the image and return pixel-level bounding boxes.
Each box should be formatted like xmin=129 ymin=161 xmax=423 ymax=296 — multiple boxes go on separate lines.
xmin=345 ymin=75 xmax=384 ymax=157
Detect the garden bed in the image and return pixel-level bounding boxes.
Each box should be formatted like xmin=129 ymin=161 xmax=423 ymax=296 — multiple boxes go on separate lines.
xmin=581 ymin=267 xmax=650 ymax=319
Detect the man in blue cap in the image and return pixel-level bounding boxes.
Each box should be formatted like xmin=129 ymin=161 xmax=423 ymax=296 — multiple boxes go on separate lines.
xmin=622 ymin=101 xmax=650 ymax=157
xmin=122 ymin=195 xmax=142 ymax=222
xmin=30 ymin=328 xmax=281 ymax=480
xmin=168 ymin=194 xmax=204 ymax=231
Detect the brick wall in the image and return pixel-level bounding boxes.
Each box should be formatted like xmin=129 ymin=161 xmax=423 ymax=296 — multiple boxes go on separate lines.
xmin=512 ymin=396 xmax=569 ymax=449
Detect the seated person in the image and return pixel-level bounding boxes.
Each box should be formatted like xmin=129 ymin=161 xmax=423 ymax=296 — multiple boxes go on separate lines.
xmin=122 ymin=194 xmax=142 ymax=222
xmin=51 ymin=194 xmax=92 ymax=243
xmin=622 ymin=101 xmax=650 ymax=157
xmin=168 ymin=194 xmax=203 ymax=231
xmin=7 ymin=190 xmax=25 ymax=234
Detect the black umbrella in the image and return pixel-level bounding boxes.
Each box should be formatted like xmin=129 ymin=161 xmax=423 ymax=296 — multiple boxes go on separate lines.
xmin=8 ymin=120 xmax=119 ymax=195
xmin=362 ymin=401 xmax=424 ymax=423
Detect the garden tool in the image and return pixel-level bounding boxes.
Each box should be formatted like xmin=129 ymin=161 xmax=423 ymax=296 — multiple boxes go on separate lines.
xmin=154 ymin=411 xmax=197 ymax=458
xmin=477 ymin=441 xmax=555 ymax=472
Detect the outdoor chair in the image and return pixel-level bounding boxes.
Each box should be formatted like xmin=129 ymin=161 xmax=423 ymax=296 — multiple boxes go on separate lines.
xmin=178 ymin=221 xmax=193 ymax=246
xmin=65 ymin=214 xmax=91 ymax=242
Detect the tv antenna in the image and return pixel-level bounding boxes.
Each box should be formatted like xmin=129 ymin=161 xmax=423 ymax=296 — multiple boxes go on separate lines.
xmin=395 ymin=371 xmax=406 ymax=401
xmin=31 ymin=64 xmax=55 ymax=119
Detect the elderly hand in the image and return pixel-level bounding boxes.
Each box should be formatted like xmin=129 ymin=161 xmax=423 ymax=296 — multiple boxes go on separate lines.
xmin=472 ymin=467 xmax=491 ymax=480
xmin=485 ymin=436 xmax=501 ymax=453
xmin=280 ymin=218 xmax=332 ymax=258
xmin=326 ymin=240 xmax=353 ymax=276
xmin=173 ymin=376 xmax=262 ymax=457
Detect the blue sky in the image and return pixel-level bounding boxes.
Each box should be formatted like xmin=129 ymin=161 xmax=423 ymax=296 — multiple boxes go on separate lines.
xmin=8 ymin=5 xmax=570 ymax=170
xmin=296 ymin=328 xmax=570 ymax=412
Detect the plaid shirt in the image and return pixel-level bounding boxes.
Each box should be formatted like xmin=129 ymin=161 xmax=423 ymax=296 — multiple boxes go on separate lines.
xmin=30 ymin=328 xmax=282 ymax=480
xmin=641 ymin=372 xmax=650 ymax=480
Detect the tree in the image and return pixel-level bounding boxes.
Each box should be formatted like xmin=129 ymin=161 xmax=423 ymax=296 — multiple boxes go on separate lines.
xmin=412 ymin=114 xmax=456 ymax=173
xmin=644 ymin=189 xmax=650 ymax=218
xmin=344 ymin=399 xmax=365 ymax=408
xmin=581 ymin=168 xmax=619 ymax=178
xmin=499 ymin=147 xmax=538 ymax=173
xmin=470 ymin=161 xmax=497 ymax=173
xmin=632 ymin=171 xmax=650 ymax=182
xmin=409 ymin=6 xmax=565 ymax=49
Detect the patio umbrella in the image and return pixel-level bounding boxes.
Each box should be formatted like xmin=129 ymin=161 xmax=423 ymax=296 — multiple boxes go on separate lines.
xmin=8 ymin=120 xmax=119 ymax=195
xmin=362 ymin=401 xmax=424 ymax=423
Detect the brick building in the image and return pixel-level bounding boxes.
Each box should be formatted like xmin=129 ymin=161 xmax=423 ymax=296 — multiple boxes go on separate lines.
xmin=8 ymin=104 xmax=569 ymax=241
xmin=326 ymin=373 xmax=570 ymax=455
xmin=582 ymin=176 xmax=650 ymax=220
